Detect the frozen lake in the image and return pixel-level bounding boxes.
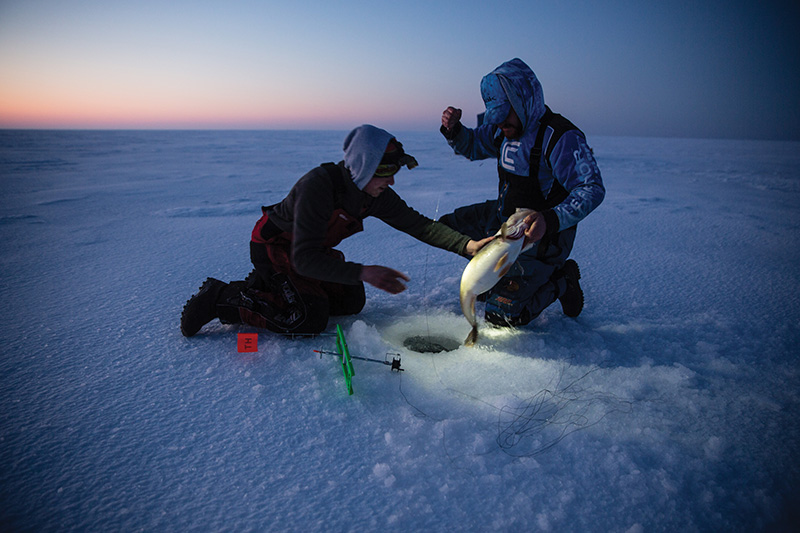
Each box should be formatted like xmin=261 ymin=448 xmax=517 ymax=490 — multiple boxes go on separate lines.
xmin=1 ymin=129 xmax=798 ymax=531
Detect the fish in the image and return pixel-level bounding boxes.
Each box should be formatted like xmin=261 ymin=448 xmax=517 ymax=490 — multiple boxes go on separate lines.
xmin=459 ymin=209 xmax=535 ymax=346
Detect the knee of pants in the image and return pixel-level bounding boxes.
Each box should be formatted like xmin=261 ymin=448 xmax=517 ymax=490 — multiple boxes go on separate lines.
xmin=484 ymin=276 xmax=559 ymax=327
xmin=237 ymin=296 xmax=330 ymax=336
xmin=292 ymin=302 xmax=329 ymax=335
xmin=483 ymin=277 xmax=541 ymax=324
xmin=441 ymin=200 xmax=499 ymax=240
xmin=484 ymin=295 xmax=533 ymax=326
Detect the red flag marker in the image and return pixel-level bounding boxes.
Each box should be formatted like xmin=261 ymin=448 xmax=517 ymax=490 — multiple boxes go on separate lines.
xmin=237 ymin=333 xmax=258 ymax=353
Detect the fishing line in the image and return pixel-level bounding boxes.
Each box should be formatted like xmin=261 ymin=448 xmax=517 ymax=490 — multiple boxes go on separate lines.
xmin=396 ymin=372 xmax=494 ymax=478
xmin=399 ymin=195 xmax=632 ymax=460
xmin=494 ymin=359 xmax=633 ymax=458
xmin=402 ymin=196 xmax=465 ymax=354
xmin=421 ymin=196 xmax=441 ymax=340
xmin=401 ymin=348 xmax=633 ymax=460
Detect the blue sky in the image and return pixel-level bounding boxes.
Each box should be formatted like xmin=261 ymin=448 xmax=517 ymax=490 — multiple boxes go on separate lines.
xmin=1 ymin=0 xmax=798 ymax=139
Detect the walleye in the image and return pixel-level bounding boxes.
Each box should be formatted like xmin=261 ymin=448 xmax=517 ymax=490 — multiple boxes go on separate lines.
xmin=459 ymin=209 xmax=535 ymax=346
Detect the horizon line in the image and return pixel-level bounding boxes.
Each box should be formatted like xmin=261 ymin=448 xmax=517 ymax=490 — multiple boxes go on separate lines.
xmin=0 ymin=127 xmax=797 ymax=143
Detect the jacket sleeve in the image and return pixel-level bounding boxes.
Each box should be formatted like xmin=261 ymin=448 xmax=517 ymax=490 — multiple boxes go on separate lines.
xmin=440 ymin=122 xmax=500 ymax=161
xmin=290 ymin=172 xmax=364 ymax=285
xmin=541 ymin=130 xmax=605 ymax=236
xmin=370 ymin=188 xmax=471 ymax=256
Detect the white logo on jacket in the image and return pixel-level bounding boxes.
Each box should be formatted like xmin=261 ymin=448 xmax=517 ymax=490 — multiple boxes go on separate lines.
xmin=501 ymin=141 xmax=520 ymax=172
xmin=573 ymin=140 xmax=597 ymax=183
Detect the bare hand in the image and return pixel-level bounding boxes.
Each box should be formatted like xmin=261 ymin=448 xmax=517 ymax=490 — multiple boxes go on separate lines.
xmin=442 ymin=106 xmax=462 ymax=131
xmin=523 ymin=212 xmax=546 ymax=245
xmin=465 ymin=235 xmax=495 ymax=256
xmin=360 ymin=265 xmax=410 ymax=294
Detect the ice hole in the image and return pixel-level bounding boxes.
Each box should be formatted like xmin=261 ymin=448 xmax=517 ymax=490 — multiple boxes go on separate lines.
xmin=402 ymin=335 xmax=460 ymax=353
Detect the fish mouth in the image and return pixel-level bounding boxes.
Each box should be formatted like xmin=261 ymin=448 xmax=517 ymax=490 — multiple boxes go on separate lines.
xmin=504 ymin=224 xmax=526 ymax=240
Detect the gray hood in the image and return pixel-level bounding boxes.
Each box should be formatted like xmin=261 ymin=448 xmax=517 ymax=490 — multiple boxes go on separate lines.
xmin=342 ymin=125 xmax=395 ymax=190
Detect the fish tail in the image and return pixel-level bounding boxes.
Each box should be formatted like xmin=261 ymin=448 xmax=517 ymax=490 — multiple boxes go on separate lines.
xmin=464 ymin=325 xmax=478 ymax=347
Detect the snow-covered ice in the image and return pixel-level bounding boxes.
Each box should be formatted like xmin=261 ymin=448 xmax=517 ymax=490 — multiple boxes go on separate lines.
xmin=1 ymin=130 xmax=798 ymax=531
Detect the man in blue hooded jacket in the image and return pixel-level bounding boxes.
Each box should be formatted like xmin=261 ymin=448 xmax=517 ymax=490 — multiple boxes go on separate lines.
xmin=440 ymin=58 xmax=605 ymax=327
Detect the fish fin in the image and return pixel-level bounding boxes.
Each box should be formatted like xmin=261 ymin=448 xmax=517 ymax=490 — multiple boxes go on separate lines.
xmin=493 ymin=252 xmax=510 ymax=272
xmin=464 ymin=325 xmax=478 ymax=347
xmin=500 ymin=222 xmax=508 ymax=241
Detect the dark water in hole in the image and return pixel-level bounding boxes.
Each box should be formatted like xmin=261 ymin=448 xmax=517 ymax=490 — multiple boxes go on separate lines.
xmin=403 ymin=335 xmax=461 ymax=353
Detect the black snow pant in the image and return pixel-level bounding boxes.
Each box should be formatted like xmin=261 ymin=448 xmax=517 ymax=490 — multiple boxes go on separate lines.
xmin=215 ymin=242 xmax=365 ymax=336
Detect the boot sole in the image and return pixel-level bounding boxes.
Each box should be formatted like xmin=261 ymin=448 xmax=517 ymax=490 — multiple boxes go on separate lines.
xmin=180 ymin=278 xmax=224 ymax=337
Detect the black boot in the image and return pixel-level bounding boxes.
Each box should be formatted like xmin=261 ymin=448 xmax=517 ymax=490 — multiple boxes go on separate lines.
xmin=180 ymin=278 xmax=228 ymax=337
xmin=558 ymin=260 xmax=584 ymax=318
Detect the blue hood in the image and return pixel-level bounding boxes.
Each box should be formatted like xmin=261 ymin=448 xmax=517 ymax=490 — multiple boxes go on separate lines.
xmin=480 ymin=58 xmax=545 ymax=133
xmin=342 ymin=125 xmax=395 ymax=190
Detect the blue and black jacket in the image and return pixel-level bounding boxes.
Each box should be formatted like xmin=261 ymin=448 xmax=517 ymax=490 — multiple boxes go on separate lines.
xmin=442 ymin=58 xmax=605 ymax=245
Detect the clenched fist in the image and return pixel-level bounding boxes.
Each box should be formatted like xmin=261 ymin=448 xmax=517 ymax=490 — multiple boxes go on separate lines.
xmin=441 ymin=106 xmax=462 ymax=131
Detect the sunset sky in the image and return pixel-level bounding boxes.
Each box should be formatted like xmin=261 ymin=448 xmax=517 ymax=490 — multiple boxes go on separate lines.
xmin=1 ymin=0 xmax=798 ymax=139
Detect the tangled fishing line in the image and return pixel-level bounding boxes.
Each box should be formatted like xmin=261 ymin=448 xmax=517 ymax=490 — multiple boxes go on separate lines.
xmin=495 ymin=360 xmax=633 ymax=457
xmin=399 ymin=197 xmax=632 ymax=458
xmin=398 ymin=354 xmax=632 ymax=460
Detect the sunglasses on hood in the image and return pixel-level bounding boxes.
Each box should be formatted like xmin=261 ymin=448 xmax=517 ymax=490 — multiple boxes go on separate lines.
xmin=375 ymin=139 xmax=418 ymax=177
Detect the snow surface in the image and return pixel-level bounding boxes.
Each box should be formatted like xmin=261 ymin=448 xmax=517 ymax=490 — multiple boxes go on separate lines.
xmin=1 ymin=130 xmax=799 ymax=532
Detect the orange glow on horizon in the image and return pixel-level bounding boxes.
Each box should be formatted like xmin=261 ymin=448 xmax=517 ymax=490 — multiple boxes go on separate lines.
xmin=0 ymin=89 xmax=435 ymax=130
